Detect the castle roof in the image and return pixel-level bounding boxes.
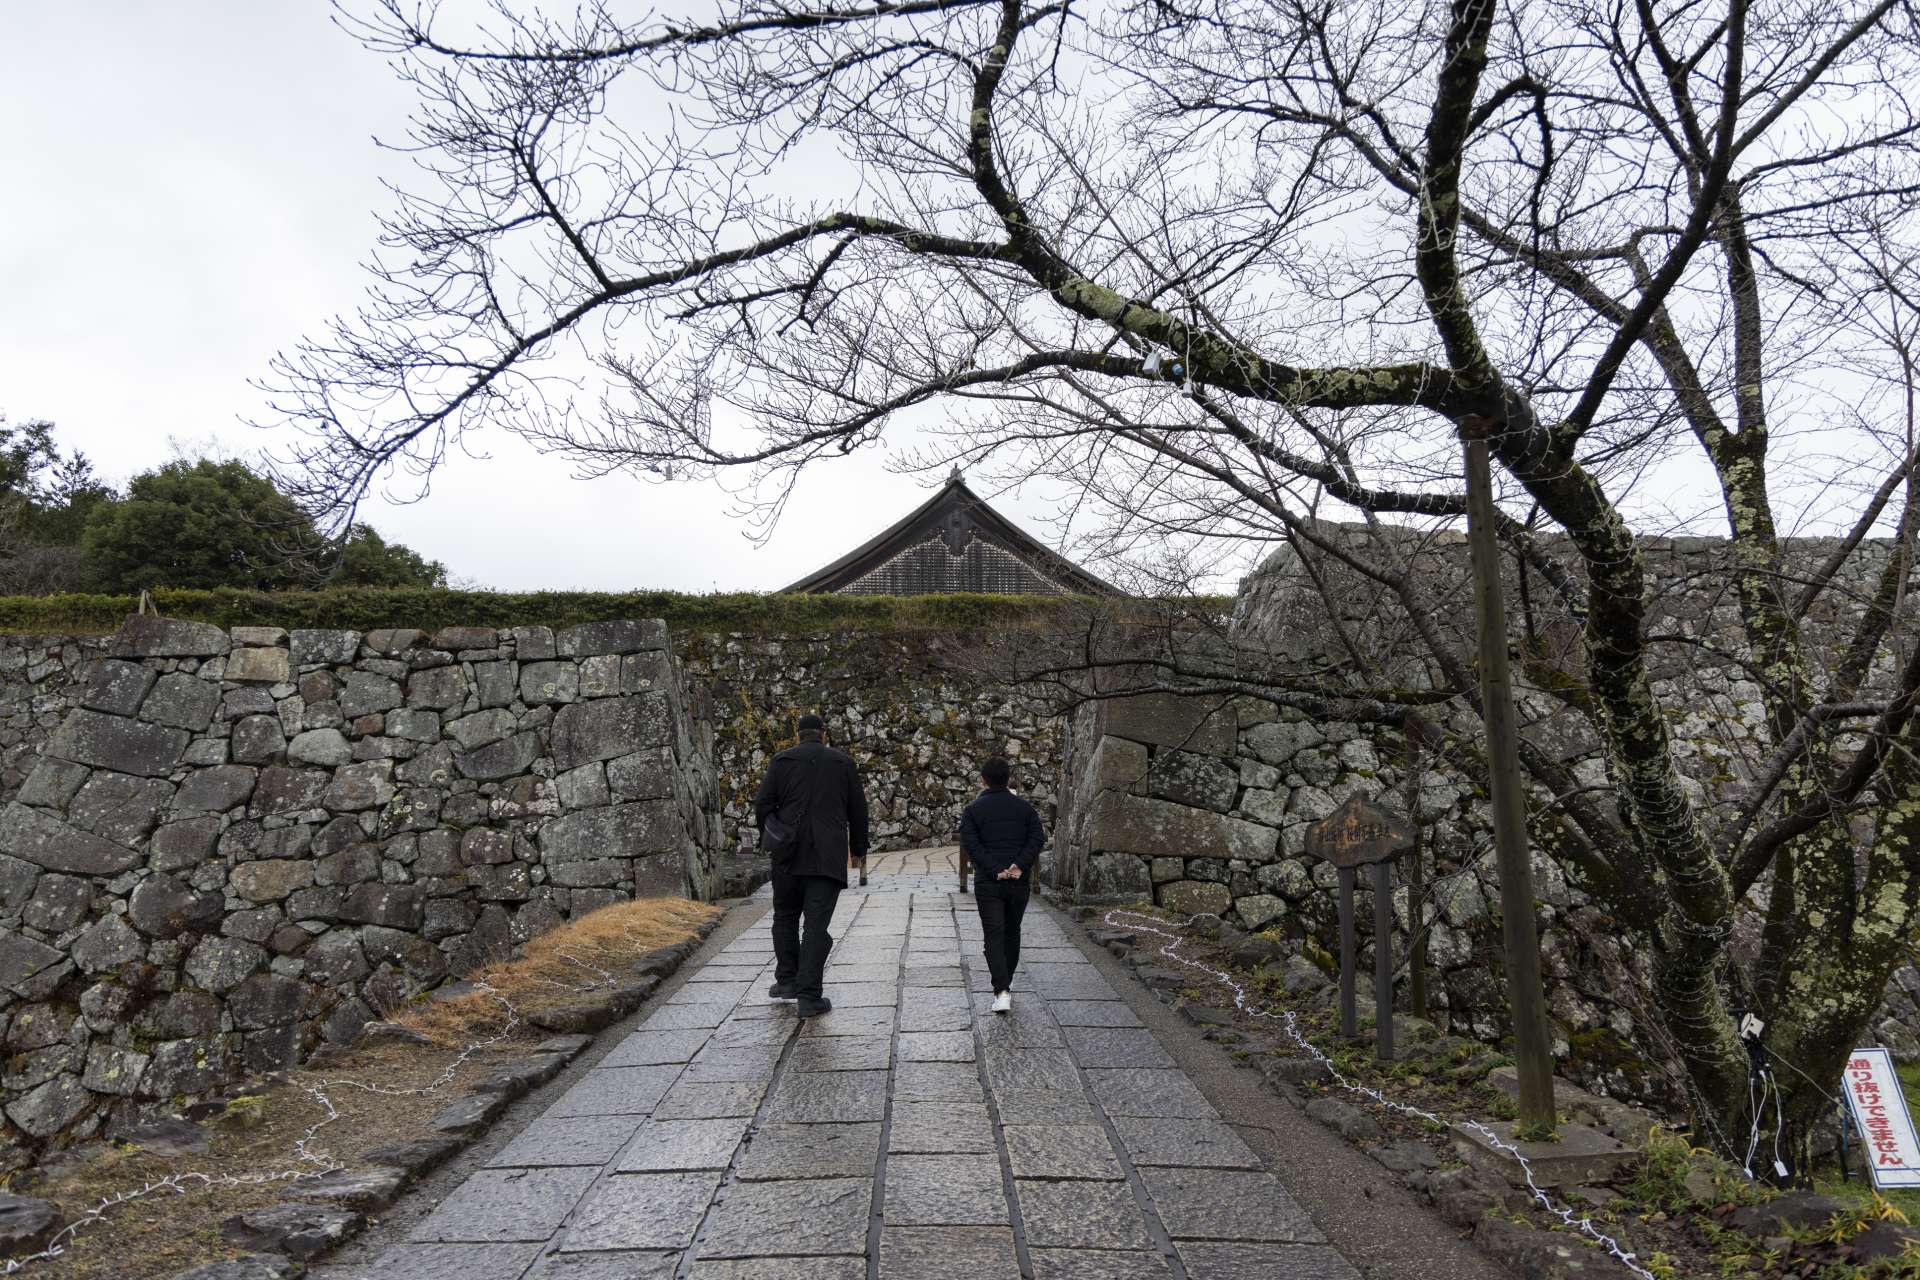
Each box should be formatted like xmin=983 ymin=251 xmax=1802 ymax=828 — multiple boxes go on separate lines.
xmin=782 ymin=470 xmax=1117 ymax=596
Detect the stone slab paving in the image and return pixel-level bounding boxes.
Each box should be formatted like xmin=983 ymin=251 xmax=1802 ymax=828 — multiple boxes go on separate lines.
xmin=338 ymin=870 xmax=1362 ymax=1279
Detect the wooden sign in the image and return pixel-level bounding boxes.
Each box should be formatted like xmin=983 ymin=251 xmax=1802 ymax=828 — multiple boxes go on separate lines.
xmin=1304 ymin=796 xmax=1416 ymax=869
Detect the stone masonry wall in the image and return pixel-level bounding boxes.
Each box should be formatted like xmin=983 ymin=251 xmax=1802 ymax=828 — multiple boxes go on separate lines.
xmin=1054 ymin=691 xmax=1635 ymax=1070
xmin=1054 ymin=530 xmax=1920 ymax=1104
xmin=0 ymin=635 xmax=110 ymax=805
xmin=10 ymin=629 xmax=1071 ymax=860
xmin=0 ymin=615 xmax=718 ymax=1164
xmin=678 ymin=631 xmax=1062 ymax=853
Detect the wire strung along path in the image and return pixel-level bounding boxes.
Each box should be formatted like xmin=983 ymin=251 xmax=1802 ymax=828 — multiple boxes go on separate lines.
xmin=320 ymin=861 xmax=1372 ymax=1280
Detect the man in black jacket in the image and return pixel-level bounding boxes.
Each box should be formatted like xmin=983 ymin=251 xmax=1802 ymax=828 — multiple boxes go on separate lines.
xmin=958 ymin=757 xmax=1044 ymax=1013
xmin=754 ymin=713 xmax=869 ymax=1017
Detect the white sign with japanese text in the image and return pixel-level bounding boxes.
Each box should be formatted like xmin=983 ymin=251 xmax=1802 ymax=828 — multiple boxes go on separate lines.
xmin=1843 ymin=1047 xmax=1920 ymax=1189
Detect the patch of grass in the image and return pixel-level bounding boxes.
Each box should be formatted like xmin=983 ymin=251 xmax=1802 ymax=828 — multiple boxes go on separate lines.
xmin=391 ymin=896 xmax=721 ymax=1046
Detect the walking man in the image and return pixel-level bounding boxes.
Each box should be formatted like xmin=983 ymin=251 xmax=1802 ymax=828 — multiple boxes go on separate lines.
xmin=755 ymin=713 xmax=869 ymax=1017
xmin=959 ymin=756 xmax=1044 ymax=1013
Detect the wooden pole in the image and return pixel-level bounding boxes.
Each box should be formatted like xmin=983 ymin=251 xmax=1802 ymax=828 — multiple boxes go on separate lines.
xmin=1461 ymin=428 xmax=1557 ymax=1135
xmin=1372 ymin=860 xmax=1395 ymax=1062
xmin=1338 ymin=867 xmax=1358 ymax=1041
xmin=1408 ymin=823 xmax=1428 ymax=1022
xmin=1403 ymin=724 xmax=1429 ymax=1022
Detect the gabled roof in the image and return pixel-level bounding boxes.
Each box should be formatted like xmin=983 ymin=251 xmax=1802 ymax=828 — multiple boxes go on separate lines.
xmin=782 ymin=470 xmax=1118 ymax=596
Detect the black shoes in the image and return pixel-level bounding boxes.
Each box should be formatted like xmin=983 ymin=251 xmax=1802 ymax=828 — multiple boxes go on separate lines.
xmin=768 ymin=982 xmax=798 ymax=1000
xmin=796 ymin=996 xmax=833 ymax=1018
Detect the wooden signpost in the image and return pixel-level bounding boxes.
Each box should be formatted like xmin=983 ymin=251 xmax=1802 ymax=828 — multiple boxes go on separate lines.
xmin=1305 ymin=795 xmax=1416 ymax=1061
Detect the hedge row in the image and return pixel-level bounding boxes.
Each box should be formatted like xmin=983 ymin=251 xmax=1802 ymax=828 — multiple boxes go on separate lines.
xmin=0 ymin=588 xmax=1156 ymax=637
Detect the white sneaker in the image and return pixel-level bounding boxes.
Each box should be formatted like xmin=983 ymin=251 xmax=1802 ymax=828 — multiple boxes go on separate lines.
xmin=991 ymin=991 xmax=1013 ymax=1014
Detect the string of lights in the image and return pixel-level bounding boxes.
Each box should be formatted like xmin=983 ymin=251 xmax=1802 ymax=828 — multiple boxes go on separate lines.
xmin=0 ymin=904 xmax=712 ymax=1275
xmin=1104 ymin=907 xmax=1660 ymax=1280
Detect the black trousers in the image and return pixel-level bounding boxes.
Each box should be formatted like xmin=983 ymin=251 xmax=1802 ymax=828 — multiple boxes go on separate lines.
xmin=975 ymin=876 xmax=1030 ymax=994
xmin=771 ymin=870 xmax=842 ymax=1000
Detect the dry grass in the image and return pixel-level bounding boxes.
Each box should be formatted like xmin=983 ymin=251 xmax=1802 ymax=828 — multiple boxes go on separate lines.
xmin=15 ymin=1042 xmax=509 ymax=1280
xmin=390 ymin=896 xmax=721 ymax=1046
xmin=3 ymin=896 xmax=719 ymax=1279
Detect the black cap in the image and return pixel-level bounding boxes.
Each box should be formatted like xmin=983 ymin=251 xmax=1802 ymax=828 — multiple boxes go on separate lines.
xmin=797 ymin=713 xmax=826 ymax=733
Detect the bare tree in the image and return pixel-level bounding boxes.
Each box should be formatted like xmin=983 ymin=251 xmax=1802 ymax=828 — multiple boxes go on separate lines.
xmin=270 ymin=0 xmax=1920 ymax=1151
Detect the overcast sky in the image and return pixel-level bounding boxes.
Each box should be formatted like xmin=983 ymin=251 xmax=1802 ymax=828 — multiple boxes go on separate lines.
xmin=0 ymin=3 xmax=1070 ymax=593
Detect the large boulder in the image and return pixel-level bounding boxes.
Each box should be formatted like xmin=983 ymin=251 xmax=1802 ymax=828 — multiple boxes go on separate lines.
xmin=70 ymin=915 xmax=145 ymax=973
xmin=21 ymin=874 xmax=92 ymax=933
xmin=5 ymin=1077 xmax=90 ymax=1138
xmin=551 ymin=695 xmax=671 ymax=771
xmin=289 ymin=630 xmax=360 ymax=666
xmin=173 ymin=765 xmax=259 ymax=814
xmin=67 ymin=771 xmax=173 ymax=844
xmin=323 ymin=763 xmax=395 ymax=813
xmin=225 ymin=647 xmax=292 ymax=684
xmin=129 ymin=873 xmax=223 ymax=937
xmin=453 ymin=733 xmax=542 ymax=782
xmin=339 ymin=884 xmax=423 ymax=930
xmin=302 ymin=933 xmax=368 ymax=986
xmin=184 ymin=938 xmax=267 ymax=994
xmin=140 ymin=673 xmax=222 ymax=732
xmin=1103 ymin=692 xmax=1237 ymax=756
xmin=78 ymin=659 xmax=156 ymax=716
xmin=251 ymin=768 xmax=329 ymax=818
xmin=1136 ymin=749 xmax=1239 ymax=813
xmin=1084 ymin=852 xmax=1152 ymax=896
xmin=229 ymin=974 xmax=310 ymax=1030
xmin=110 ymin=616 xmax=229 ymax=659
xmin=607 ymin=749 xmax=674 ymax=801
xmin=338 ymin=672 xmax=402 ymax=719
xmin=141 ymin=1036 xmax=232 ymax=1097
xmin=230 ymin=715 xmax=288 ymax=766
xmin=287 ymin=729 xmax=351 ymax=769
xmin=0 ymin=1194 xmax=64 ymax=1256
xmin=0 ymin=805 xmax=144 ymax=875
xmin=540 ymin=800 xmax=679 ymax=864
xmin=46 ymin=710 xmax=188 ymax=778
xmin=230 ymin=860 xmax=316 ymax=903
xmin=150 ymin=816 xmax=221 ymax=870
xmin=518 ymin=662 xmax=578 ymax=706
xmin=556 ymin=620 xmax=667 ymax=656
xmin=1158 ymin=880 xmax=1234 ymax=916
xmin=432 ymin=626 xmax=497 ymax=651
xmin=405 ymin=665 xmax=469 ymax=710
xmin=1089 ymin=793 xmax=1277 ymax=864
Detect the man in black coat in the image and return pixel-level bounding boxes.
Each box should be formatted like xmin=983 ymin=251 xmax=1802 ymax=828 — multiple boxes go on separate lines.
xmin=754 ymin=713 xmax=869 ymax=1017
xmin=958 ymin=756 xmax=1044 ymax=1013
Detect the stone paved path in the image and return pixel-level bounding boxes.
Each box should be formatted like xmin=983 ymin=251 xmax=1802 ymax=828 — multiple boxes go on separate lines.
xmin=340 ymin=872 xmax=1360 ymax=1280
xmin=860 ymin=847 xmax=960 ymax=878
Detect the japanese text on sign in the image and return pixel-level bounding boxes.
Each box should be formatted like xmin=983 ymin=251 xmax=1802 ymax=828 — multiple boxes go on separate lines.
xmin=1842 ymin=1047 xmax=1920 ymax=1189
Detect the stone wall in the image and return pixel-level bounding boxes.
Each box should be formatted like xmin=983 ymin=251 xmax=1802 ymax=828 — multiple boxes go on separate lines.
xmin=1054 ymin=691 xmax=1628 ymax=1058
xmin=0 ymin=616 xmax=719 ymax=1163
xmin=0 ymin=635 xmax=110 ymax=805
xmin=1053 ymin=529 xmax=1920 ymax=1102
xmin=677 ymin=631 xmax=1062 ymax=853
xmin=8 ymin=627 xmax=1072 ymax=859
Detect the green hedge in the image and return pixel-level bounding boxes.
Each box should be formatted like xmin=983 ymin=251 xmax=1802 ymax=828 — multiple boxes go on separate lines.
xmin=0 ymin=588 xmax=1158 ymax=636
